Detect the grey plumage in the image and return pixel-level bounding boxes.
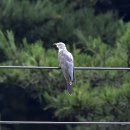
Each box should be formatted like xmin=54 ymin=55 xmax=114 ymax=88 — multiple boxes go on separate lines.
xmin=54 ymin=42 xmax=74 ymax=95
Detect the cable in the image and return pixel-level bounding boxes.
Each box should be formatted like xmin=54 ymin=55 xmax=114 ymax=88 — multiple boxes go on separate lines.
xmin=0 ymin=66 xmax=130 ymax=70
xmin=0 ymin=121 xmax=130 ymax=125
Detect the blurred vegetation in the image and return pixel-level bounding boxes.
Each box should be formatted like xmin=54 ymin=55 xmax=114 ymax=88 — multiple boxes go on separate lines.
xmin=0 ymin=0 xmax=123 ymax=48
xmin=0 ymin=0 xmax=130 ymax=130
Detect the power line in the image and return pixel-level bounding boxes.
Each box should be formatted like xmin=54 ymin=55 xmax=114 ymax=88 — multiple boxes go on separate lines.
xmin=0 ymin=67 xmax=129 ymax=126
xmin=0 ymin=66 xmax=130 ymax=70
xmin=0 ymin=121 xmax=130 ymax=125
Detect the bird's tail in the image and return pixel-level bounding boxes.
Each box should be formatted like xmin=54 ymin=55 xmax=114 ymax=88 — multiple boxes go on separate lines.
xmin=67 ymin=82 xmax=72 ymax=96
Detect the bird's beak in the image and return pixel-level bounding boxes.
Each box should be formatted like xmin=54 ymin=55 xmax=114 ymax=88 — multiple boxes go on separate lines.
xmin=53 ymin=43 xmax=57 ymax=46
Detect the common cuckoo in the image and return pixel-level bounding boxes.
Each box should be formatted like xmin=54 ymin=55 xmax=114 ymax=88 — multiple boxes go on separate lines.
xmin=54 ymin=42 xmax=74 ymax=95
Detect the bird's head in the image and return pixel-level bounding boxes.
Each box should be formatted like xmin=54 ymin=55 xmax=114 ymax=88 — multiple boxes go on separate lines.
xmin=53 ymin=42 xmax=66 ymax=50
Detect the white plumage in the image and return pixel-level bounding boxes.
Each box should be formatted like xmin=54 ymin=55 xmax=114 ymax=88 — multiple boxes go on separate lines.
xmin=54 ymin=42 xmax=74 ymax=95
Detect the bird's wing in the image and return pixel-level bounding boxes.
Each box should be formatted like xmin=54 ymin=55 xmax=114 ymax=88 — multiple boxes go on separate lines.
xmin=66 ymin=60 xmax=74 ymax=81
xmin=58 ymin=50 xmax=74 ymax=81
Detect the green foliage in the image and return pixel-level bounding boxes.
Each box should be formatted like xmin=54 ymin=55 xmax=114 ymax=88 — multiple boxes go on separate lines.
xmin=75 ymin=11 xmax=123 ymax=47
xmin=0 ymin=31 xmax=58 ymax=100
xmin=0 ymin=0 xmax=123 ymax=48
xmin=0 ymin=1 xmax=130 ymax=129
xmin=0 ymin=27 xmax=130 ymax=130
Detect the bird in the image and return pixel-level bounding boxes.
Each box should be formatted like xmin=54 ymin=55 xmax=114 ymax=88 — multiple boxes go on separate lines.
xmin=54 ymin=42 xmax=74 ymax=95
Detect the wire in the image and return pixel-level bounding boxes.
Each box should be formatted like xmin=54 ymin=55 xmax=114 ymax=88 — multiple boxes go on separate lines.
xmin=0 ymin=67 xmax=129 ymax=126
xmin=0 ymin=66 xmax=130 ymax=70
xmin=0 ymin=121 xmax=130 ymax=125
